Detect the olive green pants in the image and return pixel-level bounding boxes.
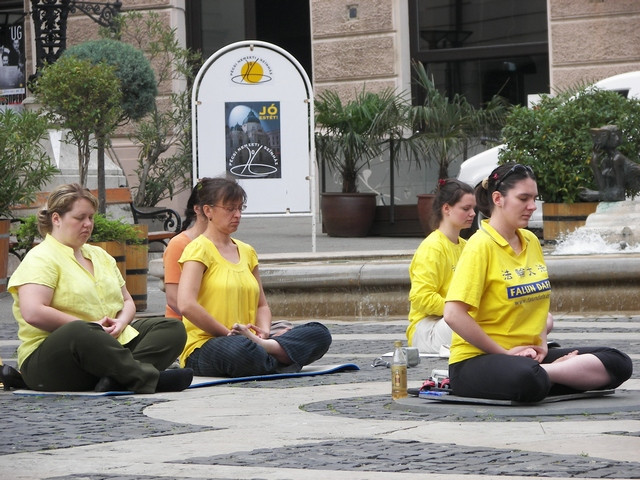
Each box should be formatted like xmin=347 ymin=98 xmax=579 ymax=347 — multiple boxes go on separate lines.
xmin=21 ymin=317 xmax=186 ymax=393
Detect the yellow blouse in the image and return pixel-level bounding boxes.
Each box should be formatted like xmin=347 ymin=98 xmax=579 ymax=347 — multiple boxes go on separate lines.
xmin=178 ymin=235 xmax=259 ymax=365
xmin=8 ymin=234 xmax=137 ymax=367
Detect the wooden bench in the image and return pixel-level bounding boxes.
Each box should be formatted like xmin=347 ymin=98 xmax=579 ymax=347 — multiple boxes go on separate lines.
xmin=9 ymin=187 xmax=182 ymax=259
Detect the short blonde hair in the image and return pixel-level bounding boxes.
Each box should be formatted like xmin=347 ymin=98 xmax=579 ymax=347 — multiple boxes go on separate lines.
xmin=37 ymin=183 xmax=98 ymax=236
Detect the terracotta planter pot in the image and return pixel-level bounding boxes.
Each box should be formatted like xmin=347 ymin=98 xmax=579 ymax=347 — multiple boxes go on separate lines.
xmin=542 ymin=202 xmax=599 ymax=244
xmin=416 ymin=194 xmax=436 ymax=236
xmin=320 ymin=192 xmax=377 ymax=237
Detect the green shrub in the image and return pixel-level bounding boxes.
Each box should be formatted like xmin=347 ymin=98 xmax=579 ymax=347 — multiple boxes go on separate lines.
xmin=63 ymin=39 xmax=156 ymax=122
xmin=90 ymin=214 xmax=144 ymax=244
xmin=11 ymin=214 xmax=145 ymax=255
xmin=500 ymin=88 xmax=640 ymax=203
xmin=0 ymin=109 xmax=58 ymax=218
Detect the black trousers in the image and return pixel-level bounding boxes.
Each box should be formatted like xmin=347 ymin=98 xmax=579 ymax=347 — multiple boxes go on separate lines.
xmin=449 ymin=346 xmax=633 ymax=403
xmin=186 ymin=321 xmax=332 ymax=377
xmin=21 ymin=317 xmax=186 ymax=393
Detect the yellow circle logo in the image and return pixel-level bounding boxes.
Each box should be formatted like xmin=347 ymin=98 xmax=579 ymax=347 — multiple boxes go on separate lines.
xmin=241 ymin=61 xmax=263 ymax=83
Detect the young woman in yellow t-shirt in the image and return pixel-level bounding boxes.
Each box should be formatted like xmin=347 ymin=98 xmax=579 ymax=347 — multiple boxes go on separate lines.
xmin=406 ymin=179 xmax=476 ymax=355
xmin=444 ymin=164 xmax=632 ymax=402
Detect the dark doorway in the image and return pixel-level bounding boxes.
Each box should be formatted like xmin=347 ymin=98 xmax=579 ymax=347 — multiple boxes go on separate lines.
xmin=186 ymin=0 xmax=312 ymax=79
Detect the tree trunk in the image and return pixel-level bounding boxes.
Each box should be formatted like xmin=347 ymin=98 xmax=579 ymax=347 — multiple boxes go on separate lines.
xmin=97 ymin=136 xmax=106 ymax=214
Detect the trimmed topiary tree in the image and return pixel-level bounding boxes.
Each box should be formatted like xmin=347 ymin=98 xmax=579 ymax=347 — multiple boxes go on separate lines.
xmin=41 ymin=39 xmax=156 ymax=212
xmin=64 ymin=39 xmax=157 ymax=123
xmin=35 ymin=55 xmax=122 ymax=190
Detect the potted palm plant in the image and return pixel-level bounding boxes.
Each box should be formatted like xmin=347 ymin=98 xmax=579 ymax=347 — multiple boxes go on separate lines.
xmin=315 ymin=88 xmax=416 ymax=237
xmin=410 ymin=61 xmax=509 ymax=234
xmin=500 ymin=86 xmax=640 ymax=242
xmin=0 ymin=109 xmax=58 ymax=292
xmin=315 ymin=89 xmax=384 ymax=237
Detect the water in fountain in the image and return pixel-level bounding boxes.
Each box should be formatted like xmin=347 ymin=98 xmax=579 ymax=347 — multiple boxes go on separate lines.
xmin=552 ymin=229 xmax=640 ymax=255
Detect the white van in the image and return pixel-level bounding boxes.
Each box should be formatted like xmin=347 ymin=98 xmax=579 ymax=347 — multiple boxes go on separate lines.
xmin=457 ymin=71 xmax=640 ymax=230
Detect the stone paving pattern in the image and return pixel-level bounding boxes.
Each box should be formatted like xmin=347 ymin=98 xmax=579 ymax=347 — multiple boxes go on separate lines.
xmin=1 ymin=297 xmax=639 ymax=479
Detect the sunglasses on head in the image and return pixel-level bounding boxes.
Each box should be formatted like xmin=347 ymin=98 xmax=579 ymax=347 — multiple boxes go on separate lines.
xmin=494 ymin=164 xmax=534 ymax=191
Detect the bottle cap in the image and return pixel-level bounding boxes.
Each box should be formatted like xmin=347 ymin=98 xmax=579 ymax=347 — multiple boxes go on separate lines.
xmin=394 ymin=340 xmax=402 ymax=347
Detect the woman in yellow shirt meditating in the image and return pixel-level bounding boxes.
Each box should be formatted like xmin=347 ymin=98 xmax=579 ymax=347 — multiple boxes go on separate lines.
xmin=406 ymin=178 xmax=476 ymax=355
xmin=444 ymin=164 xmax=632 ymax=402
xmin=7 ymin=184 xmax=192 ymax=393
xmin=177 ymin=177 xmax=332 ymax=377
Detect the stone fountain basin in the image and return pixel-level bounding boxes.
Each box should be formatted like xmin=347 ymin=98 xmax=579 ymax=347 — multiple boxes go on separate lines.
xmin=257 ymin=252 xmax=640 ymax=318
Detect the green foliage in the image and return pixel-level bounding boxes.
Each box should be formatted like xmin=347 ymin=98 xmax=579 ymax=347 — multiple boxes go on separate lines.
xmin=34 ymin=55 xmax=123 ymax=186
xmin=63 ymin=39 xmax=156 ymax=122
xmin=0 ymin=109 xmax=58 ymax=218
xmin=90 ymin=214 xmax=144 ymax=244
xmin=500 ymin=88 xmax=640 ymax=203
xmin=103 ymin=12 xmax=201 ymax=206
xmin=11 ymin=215 xmax=41 ymax=253
xmin=11 ymin=213 xmax=144 ymax=257
xmin=411 ymin=61 xmax=509 ymax=180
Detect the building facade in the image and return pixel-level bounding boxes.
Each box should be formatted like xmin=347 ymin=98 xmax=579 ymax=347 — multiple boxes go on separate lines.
xmin=5 ymin=0 xmax=640 ymax=207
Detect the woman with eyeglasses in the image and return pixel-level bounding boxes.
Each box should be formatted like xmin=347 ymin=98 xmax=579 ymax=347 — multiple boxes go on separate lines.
xmin=406 ymin=178 xmax=476 ymax=356
xmin=177 ymin=177 xmax=332 ymax=377
xmin=443 ymin=164 xmax=632 ymax=402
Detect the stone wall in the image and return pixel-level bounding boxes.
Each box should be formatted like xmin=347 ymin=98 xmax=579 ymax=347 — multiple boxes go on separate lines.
xmin=20 ymin=0 xmax=190 ymax=210
xmin=310 ymin=0 xmax=409 ymax=100
xmin=549 ymin=0 xmax=640 ymax=91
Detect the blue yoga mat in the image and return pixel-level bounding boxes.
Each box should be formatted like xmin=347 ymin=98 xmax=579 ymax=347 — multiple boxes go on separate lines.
xmin=12 ymin=363 xmax=360 ymax=397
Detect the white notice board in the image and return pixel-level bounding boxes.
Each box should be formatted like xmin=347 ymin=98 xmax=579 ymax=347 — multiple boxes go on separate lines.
xmin=192 ymin=41 xmax=315 ymax=219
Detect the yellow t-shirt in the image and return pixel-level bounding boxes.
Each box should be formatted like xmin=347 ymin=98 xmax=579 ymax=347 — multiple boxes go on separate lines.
xmin=445 ymin=221 xmax=550 ymax=364
xmin=8 ymin=234 xmax=136 ymax=368
xmin=178 ymin=235 xmax=259 ymax=365
xmin=406 ymin=229 xmax=466 ymax=345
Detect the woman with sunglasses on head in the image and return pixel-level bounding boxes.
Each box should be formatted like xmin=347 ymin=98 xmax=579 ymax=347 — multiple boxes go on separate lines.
xmin=406 ymin=179 xmax=476 ymax=356
xmin=444 ymin=164 xmax=632 ymax=402
xmin=177 ymin=177 xmax=332 ymax=377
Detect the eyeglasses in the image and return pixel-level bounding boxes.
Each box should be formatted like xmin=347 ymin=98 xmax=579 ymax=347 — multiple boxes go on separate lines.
xmin=494 ymin=164 xmax=534 ymax=192
xmin=209 ymin=204 xmax=247 ymax=214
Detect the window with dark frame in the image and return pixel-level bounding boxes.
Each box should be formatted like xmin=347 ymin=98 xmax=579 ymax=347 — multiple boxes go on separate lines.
xmin=409 ymin=0 xmax=549 ymax=108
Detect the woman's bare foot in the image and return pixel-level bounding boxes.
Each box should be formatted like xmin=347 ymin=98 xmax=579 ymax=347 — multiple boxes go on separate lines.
xmin=552 ymin=350 xmax=579 ymax=364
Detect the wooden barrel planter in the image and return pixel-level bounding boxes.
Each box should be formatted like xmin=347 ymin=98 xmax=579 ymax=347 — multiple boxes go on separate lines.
xmin=0 ymin=219 xmax=9 ymax=293
xmin=542 ymin=202 xmax=599 ymax=244
xmin=125 ymin=225 xmax=149 ymax=312
xmin=91 ymin=241 xmax=127 ymax=279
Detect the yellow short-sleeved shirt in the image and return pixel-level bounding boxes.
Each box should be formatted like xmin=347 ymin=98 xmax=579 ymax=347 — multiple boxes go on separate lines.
xmin=406 ymin=229 xmax=466 ymax=345
xmin=178 ymin=235 xmax=259 ymax=365
xmin=8 ymin=234 xmax=134 ymax=368
xmin=445 ymin=220 xmax=550 ymax=364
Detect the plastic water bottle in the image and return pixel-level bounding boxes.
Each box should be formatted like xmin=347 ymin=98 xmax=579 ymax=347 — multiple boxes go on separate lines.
xmin=391 ymin=340 xmax=407 ymax=399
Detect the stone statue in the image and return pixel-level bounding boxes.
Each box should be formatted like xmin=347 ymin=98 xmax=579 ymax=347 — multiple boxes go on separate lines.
xmin=580 ymin=125 xmax=640 ymax=202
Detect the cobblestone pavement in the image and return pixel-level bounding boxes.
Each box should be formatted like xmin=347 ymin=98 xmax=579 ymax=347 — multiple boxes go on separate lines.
xmin=1 ymin=283 xmax=639 ymax=479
